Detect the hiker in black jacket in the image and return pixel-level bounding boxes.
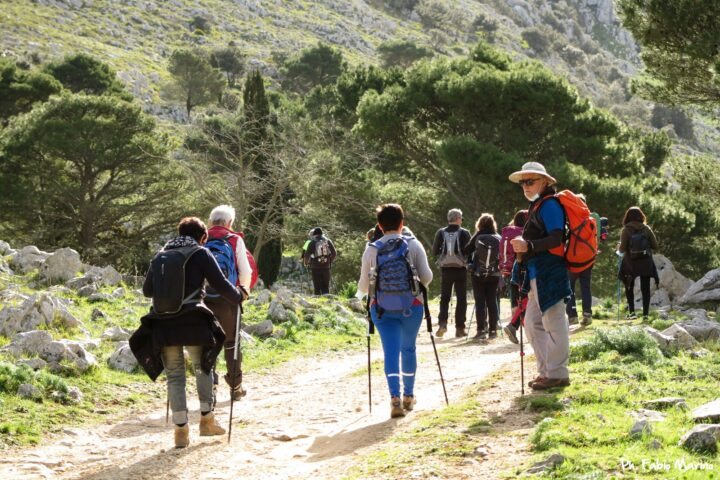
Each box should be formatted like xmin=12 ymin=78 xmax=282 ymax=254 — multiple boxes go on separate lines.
xmin=302 ymin=227 xmax=337 ymax=295
xmin=431 ymin=209 xmax=471 ymax=337
xmin=131 ymin=217 xmax=247 ymax=448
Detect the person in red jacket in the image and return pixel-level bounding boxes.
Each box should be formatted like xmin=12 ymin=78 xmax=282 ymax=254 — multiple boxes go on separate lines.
xmin=206 ymin=205 xmax=255 ymax=400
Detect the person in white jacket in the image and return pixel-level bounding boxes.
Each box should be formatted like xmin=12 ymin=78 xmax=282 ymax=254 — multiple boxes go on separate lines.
xmin=358 ymin=204 xmax=432 ymax=418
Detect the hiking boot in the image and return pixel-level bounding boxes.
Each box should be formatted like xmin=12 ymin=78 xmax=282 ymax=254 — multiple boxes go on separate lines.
xmin=568 ymin=316 xmax=579 ymax=325
xmin=174 ymin=424 xmax=190 ymax=448
xmin=504 ymin=324 xmax=519 ymax=344
xmin=231 ymin=384 xmax=247 ymax=400
xmin=455 ymin=327 xmax=467 ymax=338
xmin=531 ymin=377 xmax=570 ymax=390
xmin=581 ymin=313 xmax=592 ymax=326
xmin=528 ymin=376 xmax=546 ymax=388
xmin=473 ymin=330 xmax=488 ymax=340
xmin=390 ymin=396 xmax=405 ymax=418
xmin=626 ymin=312 xmax=638 ymax=320
xmin=199 ymin=412 xmax=226 ymax=436
xmin=488 ymin=330 xmax=497 ymax=340
xmin=436 ymin=326 xmax=447 ymax=337
xmin=402 ymin=395 xmax=416 ymax=411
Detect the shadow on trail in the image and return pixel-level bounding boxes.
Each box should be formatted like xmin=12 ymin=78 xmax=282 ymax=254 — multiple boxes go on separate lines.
xmin=75 ymin=439 xmax=220 ymax=480
xmin=305 ymin=417 xmax=398 ymax=463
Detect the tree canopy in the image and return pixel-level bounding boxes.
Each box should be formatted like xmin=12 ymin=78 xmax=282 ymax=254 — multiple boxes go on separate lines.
xmin=281 ymin=43 xmax=345 ymax=94
xmin=165 ymin=48 xmax=225 ymax=118
xmin=43 ymin=53 xmax=132 ymax=100
xmin=0 ymin=58 xmax=62 ymax=125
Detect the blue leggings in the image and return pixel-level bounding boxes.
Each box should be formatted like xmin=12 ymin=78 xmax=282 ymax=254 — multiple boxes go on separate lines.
xmin=371 ymin=304 xmax=423 ymax=397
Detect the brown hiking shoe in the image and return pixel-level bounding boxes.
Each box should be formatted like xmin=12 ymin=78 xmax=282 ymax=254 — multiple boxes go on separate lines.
xmin=390 ymin=396 xmax=405 ymax=418
xmin=436 ymin=326 xmax=447 ymax=337
xmin=232 ymin=384 xmax=247 ymax=400
xmin=402 ymin=395 xmax=416 ymax=411
xmin=199 ymin=412 xmax=226 ymax=436
xmin=581 ymin=313 xmax=592 ymax=326
xmin=528 ymin=376 xmax=546 ymax=388
xmin=531 ymin=377 xmax=570 ymax=390
xmin=174 ymin=424 xmax=190 ymax=448
xmin=455 ymin=328 xmax=467 ymax=338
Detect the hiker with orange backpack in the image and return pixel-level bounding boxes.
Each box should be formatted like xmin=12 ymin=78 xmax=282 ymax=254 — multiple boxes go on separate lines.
xmin=509 ymin=162 xmax=597 ymax=390
xmin=205 ymin=205 xmax=257 ymax=401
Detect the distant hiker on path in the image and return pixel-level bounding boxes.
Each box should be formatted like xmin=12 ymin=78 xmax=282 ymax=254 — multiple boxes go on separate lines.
xmin=130 ymin=217 xmax=247 ymax=448
xmin=617 ymin=206 xmax=659 ymax=320
xmin=500 ymin=209 xmax=529 ymax=344
xmin=205 ymin=205 xmax=255 ymax=400
xmin=302 ymin=227 xmax=337 ymax=295
xmin=431 ymin=208 xmax=471 ymax=337
xmin=509 ymin=162 xmax=571 ymax=391
xmin=358 ymin=203 xmax=433 ymax=418
xmin=464 ymin=213 xmax=502 ymax=340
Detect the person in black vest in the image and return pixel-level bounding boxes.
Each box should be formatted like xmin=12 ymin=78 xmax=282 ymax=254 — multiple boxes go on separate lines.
xmin=131 ymin=217 xmax=247 ymax=448
xmin=464 ymin=213 xmax=502 ymax=340
xmin=302 ymin=227 xmax=337 ymax=295
xmin=617 ymin=206 xmax=659 ymax=320
xmin=432 ymin=209 xmax=471 ymax=337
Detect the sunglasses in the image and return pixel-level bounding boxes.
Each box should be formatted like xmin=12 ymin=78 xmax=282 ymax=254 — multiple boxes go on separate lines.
xmin=518 ymin=177 xmax=544 ymax=187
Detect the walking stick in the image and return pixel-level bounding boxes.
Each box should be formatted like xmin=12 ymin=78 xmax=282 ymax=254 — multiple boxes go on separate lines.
xmin=465 ymin=302 xmax=476 ymax=341
xmin=228 ymin=302 xmax=243 ymax=442
xmin=420 ymin=285 xmax=449 ymax=405
xmin=520 ymin=316 xmax=525 ymax=396
xmin=367 ymin=315 xmax=374 ymax=414
xmin=165 ymin=396 xmax=169 ymax=425
xmin=616 ymin=252 xmax=623 ymax=322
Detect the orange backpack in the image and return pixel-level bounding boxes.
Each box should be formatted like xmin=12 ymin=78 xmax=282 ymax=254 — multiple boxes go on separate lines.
xmin=537 ymin=190 xmax=598 ymax=273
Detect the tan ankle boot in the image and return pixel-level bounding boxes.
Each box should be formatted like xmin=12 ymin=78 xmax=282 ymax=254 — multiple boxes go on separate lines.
xmin=390 ymin=396 xmax=405 ymax=418
xmin=199 ymin=412 xmax=226 ymax=436
xmin=174 ymin=424 xmax=190 ymax=448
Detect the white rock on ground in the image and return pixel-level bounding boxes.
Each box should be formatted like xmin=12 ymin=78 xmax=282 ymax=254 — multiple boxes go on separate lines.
xmin=40 ymin=248 xmax=82 ymax=284
xmin=692 ymin=399 xmax=720 ymax=423
xmin=679 ymin=424 xmax=720 ymax=454
xmin=681 ymin=268 xmax=720 ymax=304
xmin=107 ymin=341 xmax=138 ymax=373
xmin=9 ymin=246 xmax=51 ymax=274
xmin=660 ymin=324 xmax=700 ymax=350
xmin=102 ymin=326 xmax=132 ymax=341
xmin=0 ymin=293 xmax=80 ymax=336
xmin=242 ymin=319 xmax=274 ymax=337
xmin=267 ymin=300 xmax=288 ymax=322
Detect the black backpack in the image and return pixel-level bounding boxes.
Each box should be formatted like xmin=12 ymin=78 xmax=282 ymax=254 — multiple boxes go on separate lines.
xmin=150 ymin=246 xmax=202 ymax=314
xmin=472 ymin=234 xmax=500 ymax=277
xmin=629 ymin=232 xmax=651 ymax=260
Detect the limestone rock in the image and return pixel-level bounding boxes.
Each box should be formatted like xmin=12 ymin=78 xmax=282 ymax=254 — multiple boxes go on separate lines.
xmin=692 ymin=399 xmax=720 ymax=423
xmin=42 ymin=340 xmax=97 ymax=373
xmin=0 ymin=294 xmax=80 ymax=337
xmin=18 ymin=383 xmax=41 ymax=399
xmin=660 ymin=324 xmax=699 ymax=350
xmin=102 ymin=326 xmax=132 ymax=341
xmin=40 ymin=248 xmax=82 ymax=283
xmin=84 ymin=265 xmax=122 ymax=286
xmin=107 ymin=342 xmax=138 ymax=373
xmin=91 ymin=308 xmax=106 ymax=321
xmin=9 ymin=246 xmax=51 ymax=273
xmin=631 ymin=409 xmax=666 ymax=423
xmin=3 ymin=330 xmax=54 ymax=357
xmin=679 ymin=424 xmax=720 ymax=454
xmin=630 ymin=419 xmax=652 ymax=437
xmin=526 ymin=453 xmax=564 ymax=474
xmin=643 ymin=397 xmax=688 ymax=410
xmin=77 ymin=284 xmax=98 ymax=297
xmin=16 ymin=358 xmax=47 ymax=371
xmin=66 ymin=275 xmax=97 ymax=290
xmin=681 ymin=268 xmax=720 ymax=304
xmin=88 ymin=293 xmax=113 ymax=303
xmin=267 ymin=300 xmax=288 ymax=323
xmin=678 ymin=316 xmax=720 ymax=342
xmin=248 ymin=289 xmax=271 ymax=306
xmin=243 ymin=319 xmax=274 ymax=337
xmin=274 ymin=287 xmax=296 ymax=310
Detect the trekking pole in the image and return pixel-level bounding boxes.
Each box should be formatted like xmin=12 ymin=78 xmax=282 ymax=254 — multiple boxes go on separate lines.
xmin=367 ymin=312 xmax=374 ymax=414
xmin=520 ymin=319 xmax=525 ymax=396
xmin=228 ymin=302 xmax=243 ymax=442
xmin=165 ymin=396 xmax=169 ymax=425
xmin=421 ymin=285 xmax=449 ymax=406
xmin=616 ymin=252 xmax=622 ymax=322
xmin=465 ymin=302 xmax=476 ymax=341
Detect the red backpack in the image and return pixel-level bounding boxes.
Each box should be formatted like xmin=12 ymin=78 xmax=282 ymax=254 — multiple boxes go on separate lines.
xmin=535 ymin=190 xmax=598 ymax=273
xmin=499 ymin=225 xmax=523 ymax=275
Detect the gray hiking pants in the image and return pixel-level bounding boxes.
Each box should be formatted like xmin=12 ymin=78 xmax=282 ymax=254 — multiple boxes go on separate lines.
xmin=524 ymin=279 xmax=569 ymax=379
xmin=162 ymin=345 xmax=213 ymax=425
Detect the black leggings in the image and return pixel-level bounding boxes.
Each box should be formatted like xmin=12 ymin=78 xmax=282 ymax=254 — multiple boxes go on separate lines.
xmin=625 ymin=276 xmax=651 ymax=317
xmin=471 ymin=275 xmax=499 ymax=333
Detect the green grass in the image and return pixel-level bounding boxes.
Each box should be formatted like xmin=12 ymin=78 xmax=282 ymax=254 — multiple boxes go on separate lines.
xmin=525 ymin=329 xmax=720 ymax=479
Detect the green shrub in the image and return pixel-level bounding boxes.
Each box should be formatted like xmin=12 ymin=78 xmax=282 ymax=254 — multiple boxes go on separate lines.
xmin=338 ymin=281 xmax=358 ymax=299
xmin=570 ymin=327 xmax=663 ymax=364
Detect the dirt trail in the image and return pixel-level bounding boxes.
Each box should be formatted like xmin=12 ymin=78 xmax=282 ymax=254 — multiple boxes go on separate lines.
xmin=2 ymin=304 xmax=529 ymax=480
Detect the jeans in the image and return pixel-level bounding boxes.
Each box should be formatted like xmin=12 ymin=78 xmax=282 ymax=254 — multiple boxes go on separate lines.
xmin=162 ymin=345 xmax=213 ymax=425
xmin=438 ymin=267 xmax=467 ymax=328
xmin=625 ymin=276 xmax=651 ymax=317
xmin=371 ymin=304 xmax=423 ymax=397
xmin=566 ymin=267 xmax=593 ymax=318
xmin=471 ymin=275 xmax=500 ymax=333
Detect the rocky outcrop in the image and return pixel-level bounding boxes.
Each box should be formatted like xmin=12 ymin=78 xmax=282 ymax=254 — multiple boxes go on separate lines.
xmin=40 ymin=247 xmax=83 ymax=283
xmin=0 ymin=293 xmax=80 ymax=337
xmin=680 ymin=268 xmax=720 ymax=305
xmin=107 ymin=341 xmax=138 ymax=373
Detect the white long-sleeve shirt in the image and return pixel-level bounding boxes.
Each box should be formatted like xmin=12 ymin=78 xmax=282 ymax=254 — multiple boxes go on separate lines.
xmin=234 ymin=236 xmax=252 ymax=288
xmin=357 ymin=233 xmax=433 ymax=300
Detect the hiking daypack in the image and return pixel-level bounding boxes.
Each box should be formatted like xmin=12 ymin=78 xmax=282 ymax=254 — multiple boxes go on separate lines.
xmin=371 ymin=236 xmax=420 ymax=315
xmin=499 ymin=225 xmax=523 ymax=275
xmin=437 ymin=229 xmax=466 ymax=268
xmin=629 ymin=231 xmax=651 ymax=260
xmin=310 ymin=237 xmax=332 ymax=266
xmin=533 ymin=190 xmax=598 ymax=273
xmin=472 ymin=233 xmax=501 ymax=277
xmin=205 ymin=234 xmax=239 ymax=299
xmin=149 ymin=246 xmax=202 ymax=314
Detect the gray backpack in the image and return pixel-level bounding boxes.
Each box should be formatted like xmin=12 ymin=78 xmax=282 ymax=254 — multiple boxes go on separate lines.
xmin=437 ymin=230 xmax=466 ymax=268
